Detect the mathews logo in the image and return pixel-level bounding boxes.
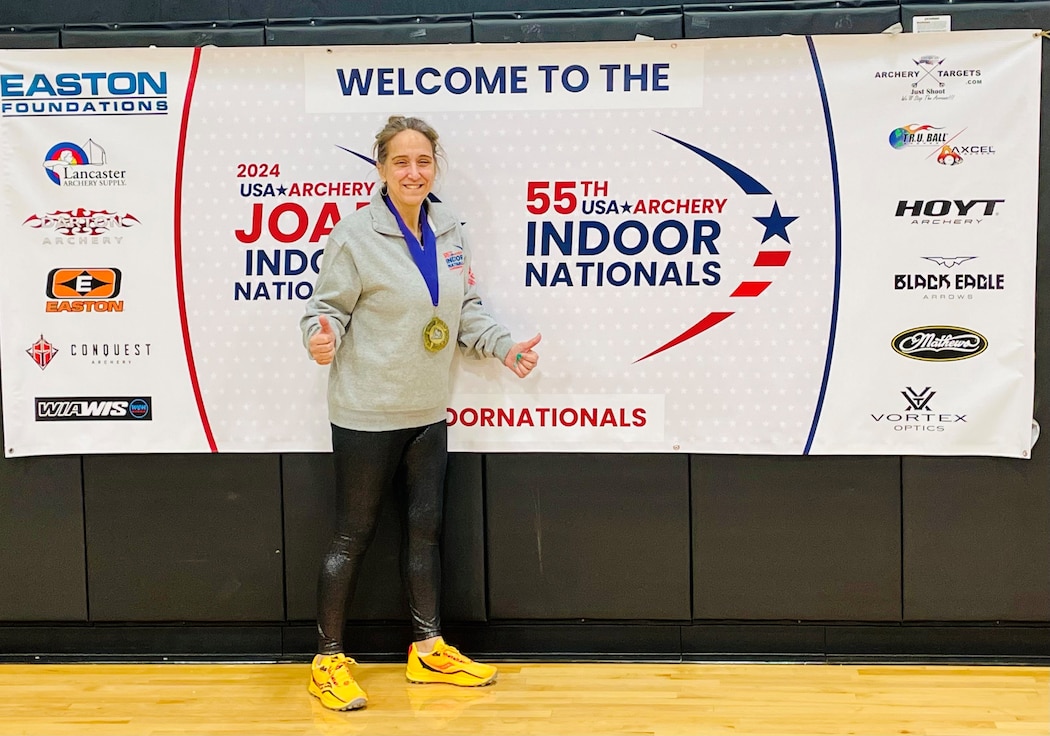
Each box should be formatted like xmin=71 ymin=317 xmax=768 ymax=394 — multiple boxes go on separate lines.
xmin=891 ymin=326 xmax=988 ymax=361
xmin=45 ymin=267 xmax=123 ymax=313
xmin=1 ymin=70 xmax=168 ymax=118
xmin=870 ymin=386 xmax=967 ymax=432
xmin=42 ymin=139 xmax=127 ymax=187
xmin=35 ymin=396 xmax=152 ymax=421
xmin=26 ymin=335 xmax=59 ymax=370
xmin=895 ymin=198 xmax=1002 ymax=224
xmin=24 ymin=208 xmax=140 ymax=244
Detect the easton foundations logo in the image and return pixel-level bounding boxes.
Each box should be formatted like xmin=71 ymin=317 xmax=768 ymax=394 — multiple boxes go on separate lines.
xmin=891 ymin=326 xmax=988 ymax=361
xmin=45 ymin=267 xmax=123 ymax=313
xmin=26 ymin=335 xmax=59 ymax=370
xmin=35 ymin=396 xmax=152 ymax=421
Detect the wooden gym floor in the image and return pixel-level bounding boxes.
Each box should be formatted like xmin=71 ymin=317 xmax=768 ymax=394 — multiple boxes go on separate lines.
xmin=0 ymin=661 xmax=1046 ymax=735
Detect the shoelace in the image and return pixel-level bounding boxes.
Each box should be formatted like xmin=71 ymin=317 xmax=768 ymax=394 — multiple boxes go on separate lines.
xmin=326 ymin=656 xmax=358 ymax=683
xmin=434 ymin=645 xmax=468 ymax=664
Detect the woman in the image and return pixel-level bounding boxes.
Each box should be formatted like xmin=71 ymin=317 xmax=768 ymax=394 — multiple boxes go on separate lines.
xmin=300 ymin=115 xmax=540 ymax=711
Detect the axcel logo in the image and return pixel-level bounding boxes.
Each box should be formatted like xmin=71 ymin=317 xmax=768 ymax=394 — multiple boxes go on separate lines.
xmin=45 ymin=267 xmax=123 ymax=313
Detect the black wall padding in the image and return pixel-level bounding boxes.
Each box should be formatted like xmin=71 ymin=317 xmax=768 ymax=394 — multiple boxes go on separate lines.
xmin=684 ymin=1 xmax=901 ymax=38
xmin=227 ymin=1 xmax=685 ymax=21
xmin=0 ymin=0 xmax=164 ymax=25
xmin=0 ymin=390 xmax=86 ymax=621
xmin=902 ymin=454 xmax=1050 ymax=620
xmin=60 ymin=21 xmax=266 ymax=48
xmin=901 ymin=0 xmax=1050 ymax=30
xmin=84 ymin=454 xmax=285 ymax=621
xmin=282 ymin=453 xmax=487 ymax=623
xmin=692 ymin=456 xmax=902 ymax=621
xmin=265 ymin=15 xmax=472 ymax=46
xmin=472 ymin=6 xmax=685 ymax=43
xmin=486 ymin=454 xmax=691 ymax=620
xmin=0 ymin=28 xmax=60 ymax=48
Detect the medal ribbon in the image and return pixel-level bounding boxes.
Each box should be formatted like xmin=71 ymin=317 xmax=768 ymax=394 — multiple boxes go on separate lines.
xmin=384 ymin=194 xmax=438 ymax=307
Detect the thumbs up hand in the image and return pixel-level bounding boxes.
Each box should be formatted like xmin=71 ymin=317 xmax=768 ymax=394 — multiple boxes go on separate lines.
xmin=504 ymin=333 xmax=541 ymax=378
xmin=309 ymin=315 xmax=337 ymax=365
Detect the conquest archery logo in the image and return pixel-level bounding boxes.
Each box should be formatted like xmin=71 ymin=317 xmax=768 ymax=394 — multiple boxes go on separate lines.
xmin=34 ymin=396 xmax=152 ymax=421
xmin=891 ymin=326 xmax=988 ymax=361
xmin=26 ymin=335 xmax=59 ymax=370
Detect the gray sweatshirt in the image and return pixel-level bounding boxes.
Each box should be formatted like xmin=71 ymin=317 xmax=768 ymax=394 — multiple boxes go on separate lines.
xmin=301 ymin=191 xmax=514 ymax=431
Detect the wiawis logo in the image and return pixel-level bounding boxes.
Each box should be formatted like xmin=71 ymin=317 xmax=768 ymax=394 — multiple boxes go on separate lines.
xmin=42 ymin=139 xmax=127 ymax=187
xmin=45 ymin=267 xmax=123 ymax=313
xmin=26 ymin=335 xmax=58 ymax=370
xmin=35 ymin=396 xmax=152 ymax=421
xmin=891 ymin=326 xmax=988 ymax=361
xmin=895 ymin=199 xmax=1003 ymax=225
xmin=24 ymin=208 xmax=140 ymax=243
xmin=2 ymin=70 xmax=168 ymax=118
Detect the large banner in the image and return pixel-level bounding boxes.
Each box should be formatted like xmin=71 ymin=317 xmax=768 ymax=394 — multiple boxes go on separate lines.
xmin=0 ymin=30 xmax=1040 ymax=457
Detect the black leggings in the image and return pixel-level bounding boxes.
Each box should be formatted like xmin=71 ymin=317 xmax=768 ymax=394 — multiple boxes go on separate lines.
xmin=316 ymin=421 xmax=447 ymax=654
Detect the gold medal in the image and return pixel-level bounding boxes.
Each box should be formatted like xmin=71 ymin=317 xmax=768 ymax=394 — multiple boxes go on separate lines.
xmin=423 ymin=316 xmax=450 ymax=352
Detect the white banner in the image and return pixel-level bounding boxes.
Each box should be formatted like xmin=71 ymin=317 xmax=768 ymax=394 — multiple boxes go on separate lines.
xmin=0 ymin=30 xmax=1039 ymax=457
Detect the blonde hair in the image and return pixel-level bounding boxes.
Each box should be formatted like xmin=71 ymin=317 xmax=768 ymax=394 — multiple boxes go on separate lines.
xmin=372 ymin=115 xmax=443 ymax=166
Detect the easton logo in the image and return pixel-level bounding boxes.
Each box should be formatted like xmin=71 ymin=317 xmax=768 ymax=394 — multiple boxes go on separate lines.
xmin=35 ymin=396 xmax=152 ymax=421
xmin=45 ymin=267 xmax=123 ymax=313
xmin=891 ymin=326 xmax=988 ymax=361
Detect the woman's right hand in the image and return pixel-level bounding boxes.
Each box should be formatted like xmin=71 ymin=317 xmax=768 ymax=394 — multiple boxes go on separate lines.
xmin=309 ymin=315 xmax=337 ymax=365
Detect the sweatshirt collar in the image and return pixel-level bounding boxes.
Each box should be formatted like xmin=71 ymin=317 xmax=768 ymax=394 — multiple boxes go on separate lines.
xmin=369 ymin=189 xmax=458 ymax=238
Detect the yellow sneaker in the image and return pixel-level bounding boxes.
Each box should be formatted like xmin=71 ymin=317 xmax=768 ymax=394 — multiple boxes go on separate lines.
xmin=308 ymin=653 xmax=368 ymax=710
xmin=406 ymin=639 xmax=497 ymax=687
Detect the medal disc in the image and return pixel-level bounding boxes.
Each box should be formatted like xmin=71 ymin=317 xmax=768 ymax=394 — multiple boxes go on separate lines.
xmin=423 ymin=316 xmax=450 ymax=352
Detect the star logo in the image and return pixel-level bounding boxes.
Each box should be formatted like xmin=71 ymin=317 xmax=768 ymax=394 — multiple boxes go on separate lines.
xmin=754 ymin=202 xmax=798 ymax=244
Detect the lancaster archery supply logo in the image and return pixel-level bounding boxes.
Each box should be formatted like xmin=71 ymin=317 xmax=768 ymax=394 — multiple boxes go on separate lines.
xmin=891 ymin=326 xmax=988 ymax=361
xmin=45 ymin=267 xmax=124 ymax=313
xmin=26 ymin=335 xmax=59 ymax=370
xmin=1 ymin=70 xmax=168 ymax=117
xmin=24 ymin=207 xmax=140 ymax=244
xmin=34 ymin=396 xmax=152 ymax=421
xmin=42 ymin=139 xmax=127 ymax=187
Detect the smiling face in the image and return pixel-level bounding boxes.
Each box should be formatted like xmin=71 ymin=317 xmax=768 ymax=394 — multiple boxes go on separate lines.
xmin=376 ymin=129 xmax=435 ymax=221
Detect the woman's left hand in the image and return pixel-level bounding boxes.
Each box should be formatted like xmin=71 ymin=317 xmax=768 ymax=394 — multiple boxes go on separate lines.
xmin=504 ymin=333 xmax=542 ymax=378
